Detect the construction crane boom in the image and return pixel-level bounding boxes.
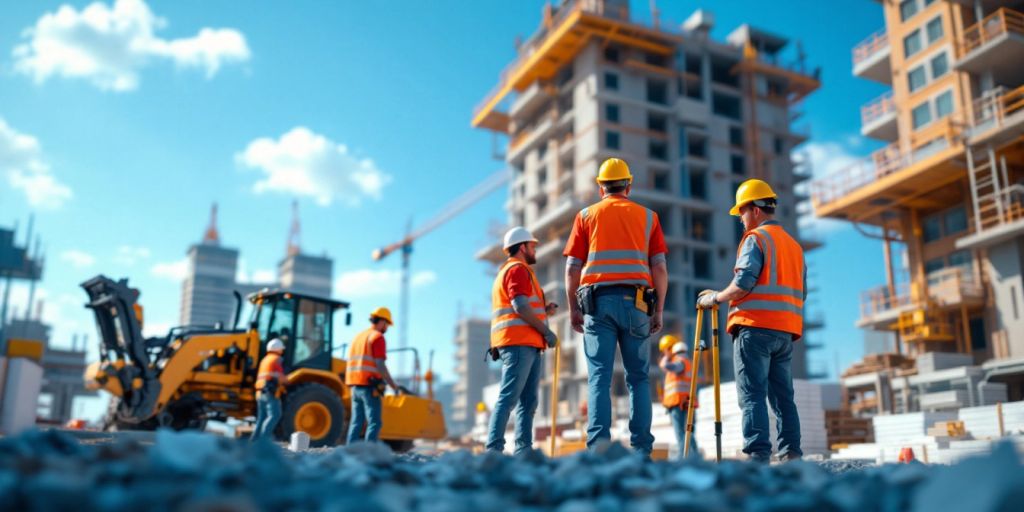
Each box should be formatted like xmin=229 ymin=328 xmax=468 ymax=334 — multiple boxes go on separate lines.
xmin=372 ymin=168 xmax=510 ymax=362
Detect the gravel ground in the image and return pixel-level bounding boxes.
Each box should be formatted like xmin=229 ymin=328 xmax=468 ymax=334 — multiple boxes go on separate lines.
xmin=1 ymin=429 xmax=1022 ymax=512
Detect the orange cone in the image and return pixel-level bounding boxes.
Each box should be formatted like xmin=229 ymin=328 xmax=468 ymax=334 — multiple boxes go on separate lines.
xmin=898 ymin=446 xmax=916 ymax=463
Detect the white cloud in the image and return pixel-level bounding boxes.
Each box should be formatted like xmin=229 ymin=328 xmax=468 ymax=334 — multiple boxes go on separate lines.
xmin=795 ymin=140 xmax=866 ymax=235
xmin=334 ymin=269 xmax=437 ymax=298
xmin=0 ymin=117 xmax=72 ymax=209
xmin=252 ymin=269 xmax=276 ymax=283
xmin=150 ymin=257 xmax=188 ymax=281
xmin=60 ymin=249 xmax=96 ymax=268
xmin=12 ymin=0 xmax=250 ymax=92
xmin=114 ymin=245 xmax=151 ymax=265
xmin=236 ymin=127 xmax=391 ymax=206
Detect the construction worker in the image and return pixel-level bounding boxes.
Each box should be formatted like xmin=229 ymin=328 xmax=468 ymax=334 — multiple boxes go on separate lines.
xmin=659 ymin=335 xmax=698 ymax=458
xmin=252 ymin=338 xmax=286 ymax=441
xmin=564 ymin=158 xmax=668 ymax=456
xmin=696 ymin=179 xmax=805 ymax=463
xmin=345 ymin=307 xmax=400 ymax=444
xmin=487 ymin=226 xmax=558 ymax=454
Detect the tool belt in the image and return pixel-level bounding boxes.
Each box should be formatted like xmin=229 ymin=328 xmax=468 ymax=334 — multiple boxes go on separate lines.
xmin=576 ymin=285 xmax=657 ymax=316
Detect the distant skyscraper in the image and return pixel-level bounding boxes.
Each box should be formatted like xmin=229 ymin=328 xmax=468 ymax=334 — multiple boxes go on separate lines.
xmin=278 ymin=253 xmax=333 ymax=298
xmin=451 ymin=317 xmax=499 ymax=436
xmin=180 ymin=204 xmax=240 ymax=327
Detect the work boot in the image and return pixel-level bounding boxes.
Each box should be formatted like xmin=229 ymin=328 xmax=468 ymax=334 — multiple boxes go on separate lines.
xmin=775 ymin=452 xmax=802 ymax=463
xmin=748 ymin=453 xmax=771 ymax=465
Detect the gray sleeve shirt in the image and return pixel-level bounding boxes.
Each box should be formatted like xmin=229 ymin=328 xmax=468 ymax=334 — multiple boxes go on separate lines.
xmin=732 ymin=227 xmax=808 ymax=298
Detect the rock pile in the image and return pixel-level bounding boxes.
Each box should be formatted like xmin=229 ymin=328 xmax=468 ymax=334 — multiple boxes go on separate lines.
xmin=0 ymin=429 xmax=1021 ymax=511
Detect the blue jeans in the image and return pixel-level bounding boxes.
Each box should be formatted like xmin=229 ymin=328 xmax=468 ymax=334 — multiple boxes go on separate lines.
xmin=583 ymin=289 xmax=654 ymax=454
xmin=347 ymin=385 xmax=383 ymax=443
xmin=668 ymin=405 xmax=699 ymax=458
xmin=733 ymin=326 xmax=802 ymax=460
xmin=486 ymin=345 xmax=542 ymax=454
xmin=253 ymin=393 xmax=281 ymax=441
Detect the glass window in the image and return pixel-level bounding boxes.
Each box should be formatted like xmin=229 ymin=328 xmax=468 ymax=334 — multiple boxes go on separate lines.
xmin=923 ymin=215 xmax=943 ymax=242
xmin=904 ymin=30 xmax=922 ymax=58
xmin=730 ymin=154 xmax=746 ymax=175
xmin=653 ymin=170 xmax=669 ymax=191
xmin=949 ymin=250 xmax=972 ymax=269
xmin=912 ymin=102 xmax=932 ymax=129
xmin=930 ymin=53 xmax=948 ymax=79
xmin=604 ymin=46 xmax=620 ymax=62
xmin=944 ymin=205 xmax=967 ymax=235
xmin=293 ymin=299 xmax=331 ymax=369
xmin=605 ymin=103 xmax=620 ymax=122
xmin=924 ymin=257 xmax=945 ymax=274
xmin=687 ymin=134 xmax=707 ymax=158
xmin=647 ymin=113 xmax=667 ymax=133
xmin=935 ymin=90 xmax=954 ymax=119
xmin=689 ymin=169 xmax=707 ymax=199
xmin=693 ymin=249 xmax=711 ymax=279
xmin=604 ymin=72 xmax=619 ymax=90
xmin=712 ymin=92 xmax=742 ymax=120
xmin=926 ymin=17 xmax=943 ymax=43
xmin=691 ymin=212 xmax=712 ymax=242
xmin=774 ymin=136 xmax=785 ymax=155
xmin=729 ymin=126 xmax=744 ymax=147
xmin=900 ymin=0 xmax=918 ymax=21
xmin=648 ymin=140 xmax=668 ymax=161
xmin=267 ymin=297 xmax=297 ymax=351
xmin=605 ymin=130 xmax=620 ymax=149
xmin=646 ymin=79 xmax=668 ymax=105
xmin=908 ymin=66 xmax=927 ymax=92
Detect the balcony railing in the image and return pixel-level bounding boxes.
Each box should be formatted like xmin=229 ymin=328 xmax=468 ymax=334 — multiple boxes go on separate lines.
xmin=970 ymin=85 xmax=1024 ymax=133
xmin=960 ymin=8 xmax=1024 ymax=56
xmin=812 ymin=118 xmax=962 ymax=208
xmin=853 ymin=28 xmax=889 ymax=66
xmin=861 ymin=90 xmax=896 ymax=126
xmin=861 ymin=268 xmax=982 ymax=321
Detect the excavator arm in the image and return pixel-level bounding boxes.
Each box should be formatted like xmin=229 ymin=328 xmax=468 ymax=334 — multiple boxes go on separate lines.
xmin=81 ymin=275 xmax=164 ymax=424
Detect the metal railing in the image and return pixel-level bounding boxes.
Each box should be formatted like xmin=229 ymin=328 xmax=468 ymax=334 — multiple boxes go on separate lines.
xmin=860 ymin=283 xmax=912 ymax=320
xmin=960 ymin=8 xmax=1024 ymax=56
xmin=970 ymin=85 xmax=1024 ymax=132
xmin=861 ymin=267 xmax=983 ymax=321
xmin=852 ymin=28 xmax=889 ymax=66
xmin=861 ymin=90 xmax=896 ymax=127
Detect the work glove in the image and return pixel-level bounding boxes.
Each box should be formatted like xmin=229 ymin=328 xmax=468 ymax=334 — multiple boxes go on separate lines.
xmin=543 ymin=329 xmax=558 ymax=348
xmin=696 ymin=289 xmax=718 ymax=310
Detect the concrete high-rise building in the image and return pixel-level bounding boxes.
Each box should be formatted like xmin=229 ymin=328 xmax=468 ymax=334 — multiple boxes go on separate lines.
xmin=814 ymin=0 xmax=1024 ymax=397
xmin=451 ymin=317 xmax=500 ymax=436
xmin=180 ymin=205 xmax=240 ymax=327
xmin=278 ymin=253 xmax=333 ymax=298
xmin=179 ymin=203 xmax=336 ymax=328
xmin=472 ymin=1 xmax=821 ymax=425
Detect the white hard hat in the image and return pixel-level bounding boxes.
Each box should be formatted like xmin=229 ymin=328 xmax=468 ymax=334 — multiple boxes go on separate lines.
xmin=267 ymin=338 xmax=285 ymax=353
xmin=672 ymin=342 xmax=688 ymax=354
xmin=503 ymin=226 xmax=538 ymax=250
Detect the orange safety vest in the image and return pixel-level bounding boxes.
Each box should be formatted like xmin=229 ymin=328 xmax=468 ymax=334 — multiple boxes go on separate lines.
xmin=726 ymin=222 xmax=805 ymax=340
xmin=491 ymin=259 xmax=547 ymax=349
xmin=255 ymin=353 xmax=285 ymax=395
xmin=345 ymin=328 xmax=382 ymax=386
xmin=578 ymin=196 xmax=656 ymax=288
xmin=663 ymin=354 xmax=698 ymax=408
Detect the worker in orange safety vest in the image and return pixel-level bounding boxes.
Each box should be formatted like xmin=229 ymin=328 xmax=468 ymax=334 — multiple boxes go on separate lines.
xmin=695 ymin=178 xmax=805 ymax=463
xmin=252 ymin=338 xmax=287 ymax=441
xmin=345 ymin=307 xmax=400 ymax=443
xmin=659 ymin=334 xmax=699 ymax=458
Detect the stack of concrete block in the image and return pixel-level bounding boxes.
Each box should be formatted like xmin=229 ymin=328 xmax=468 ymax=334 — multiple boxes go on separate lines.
xmin=694 ymin=379 xmax=828 ymax=459
xmin=0 ymin=356 xmax=43 ymax=435
xmin=915 ymin=352 xmax=973 ymax=373
xmin=958 ymin=401 xmax=1024 ymax=439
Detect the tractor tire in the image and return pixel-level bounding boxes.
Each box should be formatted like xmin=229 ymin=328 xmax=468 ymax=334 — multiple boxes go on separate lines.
xmin=278 ymin=383 xmax=346 ymax=447
xmin=385 ymin=440 xmax=415 ymax=453
xmin=163 ymin=396 xmax=208 ymax=431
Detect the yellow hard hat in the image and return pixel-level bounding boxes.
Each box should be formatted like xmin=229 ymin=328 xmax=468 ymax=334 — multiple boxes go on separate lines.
xmin=596 ymin=158 xmax=633 ymax=184
xmin=730 ymin=179 xmax=778 ymax=216
xmin=476 ymin=402 xmax=488 ymax=412
xmin=370 ymin=306 xmax=393 ymax=325
xmin=659 ymin=334 xmax=679 ymax=352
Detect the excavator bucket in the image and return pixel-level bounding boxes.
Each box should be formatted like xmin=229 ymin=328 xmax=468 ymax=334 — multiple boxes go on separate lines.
xmin=81 ymin=275 xmax=163 ymax=424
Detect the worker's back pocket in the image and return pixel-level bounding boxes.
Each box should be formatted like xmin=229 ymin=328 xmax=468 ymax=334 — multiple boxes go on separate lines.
xmin=627 ymin=305 xmax=650 ymax=339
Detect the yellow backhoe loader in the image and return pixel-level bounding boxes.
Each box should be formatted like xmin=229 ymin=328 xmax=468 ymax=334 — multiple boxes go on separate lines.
xmin=82 ymin=275 xmax=445 ymax=449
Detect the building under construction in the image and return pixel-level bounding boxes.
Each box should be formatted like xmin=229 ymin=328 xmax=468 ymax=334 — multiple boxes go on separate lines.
xmin=472 ymin=0 xmax=822 ymax=430
xmin=813 ymin=0 xmax=1024 ymax=412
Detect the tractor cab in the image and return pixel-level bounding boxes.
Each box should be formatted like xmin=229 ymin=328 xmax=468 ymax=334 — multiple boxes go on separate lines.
xmin=246 ymin=290 xmax=352 ymax=372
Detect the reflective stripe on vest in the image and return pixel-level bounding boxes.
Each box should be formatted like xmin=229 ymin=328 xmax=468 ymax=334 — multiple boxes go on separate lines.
xmin=345 ymin=329 xmax=382 ymax=386
xmin=255 ymin=353 xmax=285 ymax=390
xmin=662 ymin=355 xmax=697 ymax=408
xmin=490 ymin=259 xmax=547 ymax=349
xmin=726 ymin=223 xmax=805 ymax=340
xmin=579 ymin=197 xmax=655 ymax=288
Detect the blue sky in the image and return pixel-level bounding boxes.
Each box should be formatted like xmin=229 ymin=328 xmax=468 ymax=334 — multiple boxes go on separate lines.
xmin=1 ymin=0 xmax=892 ymax=418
